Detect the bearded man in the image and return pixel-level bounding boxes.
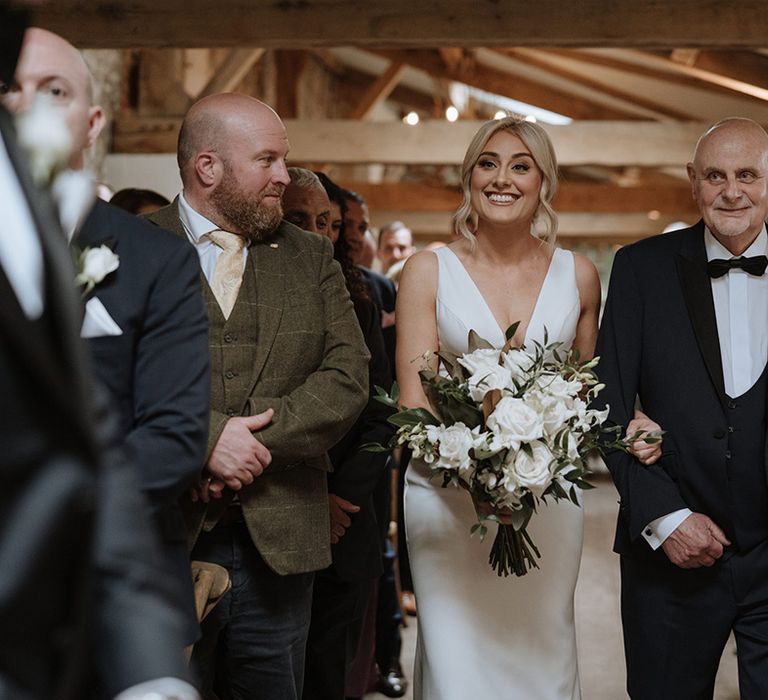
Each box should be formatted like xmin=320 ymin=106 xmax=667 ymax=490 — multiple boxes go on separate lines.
xmin=146 ymin=93 xmax=370 ymax=700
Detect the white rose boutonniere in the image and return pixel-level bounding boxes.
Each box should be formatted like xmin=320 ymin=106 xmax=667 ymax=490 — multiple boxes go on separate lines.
xmin=75 ymin=245 xmax=119 ymax=295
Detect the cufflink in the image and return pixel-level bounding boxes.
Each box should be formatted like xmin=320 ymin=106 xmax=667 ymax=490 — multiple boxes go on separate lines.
xmin=645 ymin=528 xmax=652 ymax=536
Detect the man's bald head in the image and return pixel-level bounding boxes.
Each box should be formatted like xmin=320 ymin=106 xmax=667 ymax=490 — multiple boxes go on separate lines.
xmin=178 ymin=93 xmax=290 ymax=239
xmin=177 ymin=93 xmax=282 ymax=178
xmin=1 ymin=27 xmax=103 ymax=168
xmin=687 ymin=117 xmax=768 ymax=252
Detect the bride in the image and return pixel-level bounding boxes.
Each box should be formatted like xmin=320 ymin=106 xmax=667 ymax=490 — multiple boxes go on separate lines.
xmin=396 ymin=116 xmax=659 ymax=699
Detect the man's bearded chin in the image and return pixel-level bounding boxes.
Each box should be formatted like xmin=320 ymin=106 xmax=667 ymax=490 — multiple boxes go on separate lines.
xmin=211 ymin=183 xmax=284 ymax=242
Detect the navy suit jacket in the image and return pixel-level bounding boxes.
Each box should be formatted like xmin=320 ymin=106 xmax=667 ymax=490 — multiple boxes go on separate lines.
xmin=596 ymin=222 xmax=768 ymax=562
xmin=75 ymin=200 xmax=210 ymax=643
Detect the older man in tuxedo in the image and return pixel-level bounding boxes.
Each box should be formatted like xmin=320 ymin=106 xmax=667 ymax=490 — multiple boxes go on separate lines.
xmin=597 ymin=118 xmax=768 ymax=699
xmin=4 ymin=27 xmax=211 ymax=646
xmin=0 ymin=6 xmax=197 ymax=699
xmin=147 ymin=93 xmax=369 ymax=700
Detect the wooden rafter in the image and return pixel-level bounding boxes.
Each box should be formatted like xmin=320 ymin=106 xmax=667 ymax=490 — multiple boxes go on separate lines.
xmin=367 ymin=48 xmax=644 ymax=120
xmin=350 ymin=62 xmax=407 ymax=119
xmin=348 ymin=181 xmax=698 ymax=215
xmin=196 ymin=48 xmax=265 ymax=99
xmin=31 ymin=1 xmax=768 ymax=49
xmin=113 ymin=117 xmax=710 ymax=167
xmin=620 ymin=49 xmax=768 ymax=102
xmin=500 ymin=48 xmax=697 ymax=122
xmin=542 ymin=49 xmax=768 ymax=105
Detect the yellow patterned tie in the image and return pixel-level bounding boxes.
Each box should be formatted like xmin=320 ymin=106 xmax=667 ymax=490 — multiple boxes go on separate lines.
xmin=208 ymin=230 xmax=247 ymax=319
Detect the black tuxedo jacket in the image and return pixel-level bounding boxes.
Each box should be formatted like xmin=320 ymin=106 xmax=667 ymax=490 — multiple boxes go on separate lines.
xmin=75 ymin=200 xmax=210 ymax=643
xmin=0 ymin=107 xmax=191 ymax=698
xmin=327 ymin=296 xmax=393 ymax=581
xmin=596 ymin=221 xmax=768 ymax=560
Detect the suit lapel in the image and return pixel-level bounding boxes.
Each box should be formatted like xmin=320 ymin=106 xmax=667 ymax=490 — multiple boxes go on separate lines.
xmin=246 ymin=236 xmax=285 ymax=387
xmin=676 ymin=221 xmax=727 ymax=406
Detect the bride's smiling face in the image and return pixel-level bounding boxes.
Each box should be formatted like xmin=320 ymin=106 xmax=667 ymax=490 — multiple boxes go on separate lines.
xmin=469 ymin=130 xmax=543 ymax=230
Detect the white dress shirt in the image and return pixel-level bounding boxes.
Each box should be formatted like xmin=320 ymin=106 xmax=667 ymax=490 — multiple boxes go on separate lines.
xmin=0 ymin=136 xmax=44 ymax=319
xmin=177 ymin=191 xmax=249 ymax=284
xmin=643 ymin=225 xmax=768 ymax=549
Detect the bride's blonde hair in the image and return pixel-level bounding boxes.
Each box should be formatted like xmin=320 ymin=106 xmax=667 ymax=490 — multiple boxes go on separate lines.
xmin=452 ymin=116 xmax=559 ymax=247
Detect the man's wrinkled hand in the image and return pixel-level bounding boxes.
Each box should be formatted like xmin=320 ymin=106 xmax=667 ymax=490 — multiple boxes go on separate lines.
xmin=206 ymin=409 xmax=274 ymax=490
xmin=329 ymin=493 xmax=360 ymax=544
xmin=661 ymin=512 xmax=731 ymax=568
xmin=627 ymin=411 xmax=663 ymax=465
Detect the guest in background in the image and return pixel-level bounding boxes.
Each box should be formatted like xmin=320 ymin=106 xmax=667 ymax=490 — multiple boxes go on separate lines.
xmin=111 ymin=187 xmax=170 ymax=215
xmin=377 ymin=221 xmax=415 ymax=274
xmin=284 ymin=167 xmax=393 ymax=700
xmin=4 ymin=26 xmax=210 ymax=648
xmin=146 ymin=94 xmax=370 ymax=700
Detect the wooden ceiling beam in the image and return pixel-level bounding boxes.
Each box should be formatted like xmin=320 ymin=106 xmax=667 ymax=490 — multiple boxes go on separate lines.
xmin=368 ymin=48 xmax=644 ymax=121
xmin=346 ymin=181 xmax=698 ymax=215
xmin=677 ymin=50 xmax=768 ymax=91
xmin=620 ymin=49 xmax=768 ymax=102
xmin=350 ymin=62 xmax=407 ymax=120
xmin=500 ymin=48 xmax=697 ymax=121
xmin=543 ymin=49 xmax=768 ymax=104
xmin=113 ymin=117 xmax=711 ymax=167
xmin=196 ymin=48 xmax=265 ymax=99
xmin=31 ymin=1 xmax=768 ymax=49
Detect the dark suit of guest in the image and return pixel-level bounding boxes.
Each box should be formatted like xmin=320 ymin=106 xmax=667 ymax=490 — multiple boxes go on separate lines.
xmin=75 ymin=200 xmax=210 ymax=644
xmin=303 ymin=296 xmax=394 ymax=700
xmin=359 ymin=266 xmax=396 ymax=371
xmin=147 ymin=201 xmax=369 ymax=699
xmin=0 ymin=105 xmax=192 ymax=700
xmin=596 ymin=222 xmax=768 ymax=699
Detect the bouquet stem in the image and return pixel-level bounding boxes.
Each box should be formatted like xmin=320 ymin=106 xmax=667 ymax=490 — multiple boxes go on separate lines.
xmin=489 ymin=524 xmax=541 ymax=577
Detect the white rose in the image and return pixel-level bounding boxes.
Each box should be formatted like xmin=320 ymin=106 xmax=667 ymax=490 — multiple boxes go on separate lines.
xmin=500 ymin=347 xmax=535 ymax=383
xmin=537 ymin=374 xmax=582 ymax=401
xmin=431 ymin=423 xmax=477 ymax=478
xmin=80 ymin=245 xmax=120 ymax=286
xmin=487 ymin=396 xmax=544 ymax=445
xmin=542 ymin=399 xmax=574 ymax=437
xmin=457 ymin=348 xmax=513 ymax=401
xmin=512 ymin=441 xmax=554 ymax=497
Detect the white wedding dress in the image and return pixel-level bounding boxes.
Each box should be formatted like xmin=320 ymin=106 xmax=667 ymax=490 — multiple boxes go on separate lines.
xmin=405 ymin=245 xmax=584 ymax=700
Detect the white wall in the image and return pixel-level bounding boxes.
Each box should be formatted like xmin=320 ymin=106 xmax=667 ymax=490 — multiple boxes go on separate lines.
xmin=103 ymin=154 xmax=181 ymax=199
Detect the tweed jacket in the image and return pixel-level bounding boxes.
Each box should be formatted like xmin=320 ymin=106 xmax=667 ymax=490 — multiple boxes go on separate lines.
xmin=147 ymin=199 xmax=370 ymax=575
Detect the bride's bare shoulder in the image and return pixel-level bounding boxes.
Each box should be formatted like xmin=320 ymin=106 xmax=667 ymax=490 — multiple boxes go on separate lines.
xmin=571 ymin=251 xmax=601 ymax=306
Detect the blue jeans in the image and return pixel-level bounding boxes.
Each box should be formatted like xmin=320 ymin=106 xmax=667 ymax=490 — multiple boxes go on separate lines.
xmin=191 ymin=522 xmax=314 ymax=700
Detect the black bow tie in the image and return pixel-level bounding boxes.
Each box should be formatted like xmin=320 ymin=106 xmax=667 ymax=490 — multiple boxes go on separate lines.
xmin=707 ymin=255 xmax=768 ymax=278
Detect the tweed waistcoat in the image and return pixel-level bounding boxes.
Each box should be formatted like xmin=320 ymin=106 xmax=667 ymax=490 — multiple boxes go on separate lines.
xmin=204 ymin=252 xmax=259 ymax=420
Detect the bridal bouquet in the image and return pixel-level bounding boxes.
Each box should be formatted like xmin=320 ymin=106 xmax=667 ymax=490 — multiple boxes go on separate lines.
xmin=372 ymin=324 xmax=636 ymax=577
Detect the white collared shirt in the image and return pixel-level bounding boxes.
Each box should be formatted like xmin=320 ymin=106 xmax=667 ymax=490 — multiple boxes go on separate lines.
xmin=177 ymin=191 xmax=249 ymax=285
xmin=0 ymin=136 xmax=44 ymax=319
xmin=643 ymin=225 xmax=768 ymax=550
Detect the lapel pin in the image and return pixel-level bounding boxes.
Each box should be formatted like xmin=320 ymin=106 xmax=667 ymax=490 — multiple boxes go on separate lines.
xmin=270 ymin=243 xmax=279 ymax=249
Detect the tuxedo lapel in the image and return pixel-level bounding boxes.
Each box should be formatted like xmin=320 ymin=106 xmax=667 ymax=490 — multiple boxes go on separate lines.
xmin=676 ymin=222 xmax=727 ymax=406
